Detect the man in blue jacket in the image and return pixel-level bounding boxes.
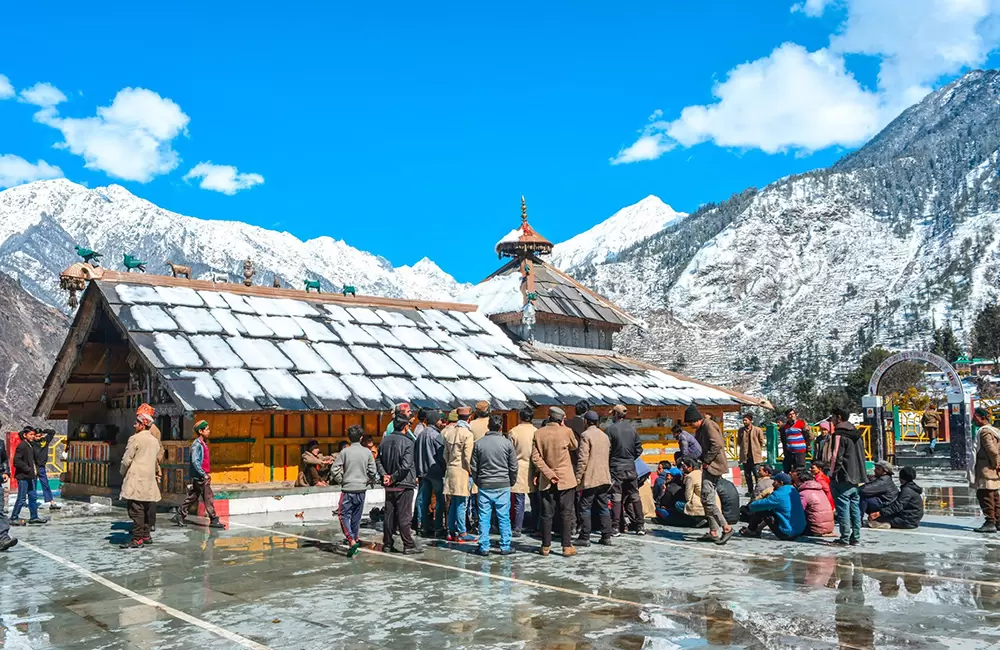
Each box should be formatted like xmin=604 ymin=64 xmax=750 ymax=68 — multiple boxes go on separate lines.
xmin=414 ymin=410 xmax=446 ymax=538
xmin=739 ymin=472 xmax=806 ymax=540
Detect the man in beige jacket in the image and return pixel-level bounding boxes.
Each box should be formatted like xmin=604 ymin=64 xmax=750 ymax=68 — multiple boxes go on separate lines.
xmin=443 ymin=407 xmax=476 ymax=542
xmin=507 ymin=407 xmax=537 ymax=537
xmin=972 ymin=407 xmax=1000 ymax=533
xmin=737 ymin=414 xmax=766 ymax=497
xmin=575 ymin=410 xmax=612 ymax=546
xmin=531 ymin=406 xmax=578 ymax=556
xmin=120 ymin=404 xmax=163 ymax=549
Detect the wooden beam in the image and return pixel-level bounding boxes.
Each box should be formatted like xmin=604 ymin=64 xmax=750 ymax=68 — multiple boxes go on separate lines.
xmin=34 ymin=286 xmax=101 ymax=418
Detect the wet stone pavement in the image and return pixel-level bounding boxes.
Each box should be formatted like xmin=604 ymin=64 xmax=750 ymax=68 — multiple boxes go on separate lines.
xmin=2 ymin=471 xmax=1000 ymax=649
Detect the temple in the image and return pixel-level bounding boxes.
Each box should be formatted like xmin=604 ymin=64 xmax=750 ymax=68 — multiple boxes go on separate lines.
xmin=35 ymin=199 xmax=768 ymax=509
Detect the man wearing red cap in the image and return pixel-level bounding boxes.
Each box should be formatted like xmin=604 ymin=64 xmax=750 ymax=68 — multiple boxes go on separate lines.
xmin=174 ymin=420 xmax=224 ymax=529
xmin=120 ymin=404 xmax=162 ymax=548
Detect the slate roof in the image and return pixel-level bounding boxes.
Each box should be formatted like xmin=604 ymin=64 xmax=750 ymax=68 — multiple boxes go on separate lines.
xmin=467 ymin=256 xmax=642 ymax=328
xmin=53 ymin=275 xmax=756 ymax=414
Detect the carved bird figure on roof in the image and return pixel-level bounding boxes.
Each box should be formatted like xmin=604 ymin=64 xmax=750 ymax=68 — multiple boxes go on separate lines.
xmin=123 ymin=254 xmax=147 ymax=272
xmin=75 ymin=245 xmax=102 ymax=266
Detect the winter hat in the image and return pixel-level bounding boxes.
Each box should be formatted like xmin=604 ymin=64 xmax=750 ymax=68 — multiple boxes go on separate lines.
xmin=425 ymin=409 xmax=443 ymax=425
xmin=475 ymin=400 xmax=490 ymax=414
xmin=611 ymin=405 xmax=628 ymax=416
xmin=456 ymin=405 xmax=472 ymax=416
xmin=136 ymin=403 xmax=155 ymax=425
xmin=875 ymin=460 xmax=895 ymax=475
xmin=668 ymin=467 xmax=682 ymax=478
xmin=975 ymin=406 xmax=990 ymax=419
xmin=549 ymin=406 xmax=565 ymax=420
xmin=194 ymin=420 xmax=209 ymax=433
xmin=773 ymin=472 xmax=792 ymax=485
xmin=683 ymin=404 xmax=703 ymax=424
xmin=447 ymin=410 xmax=459 ymax=423
xmin=584 ymin=410 xmax=600 ymax=423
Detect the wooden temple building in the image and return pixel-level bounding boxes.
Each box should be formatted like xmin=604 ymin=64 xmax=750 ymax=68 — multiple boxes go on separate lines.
xmin=36 ymin=199 xmax=767 ymax=505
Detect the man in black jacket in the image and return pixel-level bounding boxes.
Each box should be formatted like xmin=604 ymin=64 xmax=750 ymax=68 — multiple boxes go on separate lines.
xmin=860 ymin=461 xmax=899 ymax=518
xmin=0 ymin=427 xmax=9 ymax=515
xmin=377 ymin=416 xmax=420 ymax=554
xmin=32 ymin=428 xmax=61 ymax=510
xmin=829 ymin=409 xmax=866 ymax=546
xmin=414 ymin=410 xmax=446 ymax=537
xmin=470 ymin=415 xmax=518 ymax=556
xmin=607 ymin=405 xmax=644 ymax=536
xmin=870 ymin=466 xmax=924 ymax=529
xmin=11 ymin=428 xmax=47 ymax=525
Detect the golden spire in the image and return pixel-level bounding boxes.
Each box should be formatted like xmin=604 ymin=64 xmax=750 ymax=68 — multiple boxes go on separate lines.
xmin=521 ymin=195 xmax=528 ymax=226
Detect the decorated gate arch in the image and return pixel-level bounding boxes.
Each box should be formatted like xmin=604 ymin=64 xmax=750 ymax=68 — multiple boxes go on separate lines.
xmin=865 ymin=350 xmax=970 ymax=472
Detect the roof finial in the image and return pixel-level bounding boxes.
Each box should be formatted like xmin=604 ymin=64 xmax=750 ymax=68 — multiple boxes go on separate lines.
xmin=521 ymin=195 xmax=528 ymax=226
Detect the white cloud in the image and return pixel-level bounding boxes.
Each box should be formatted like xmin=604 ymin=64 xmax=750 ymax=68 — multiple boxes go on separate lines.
xmin=183 ymin=162 xmax=264 ymax=195
xmin=0 ymin=75 xmax=13 ymax=100
xmin=612 ymin=0 xmax=1000 ymax=161
xmin=35 ymin=87 xmax=189 ymax=183
xmin=791 ymin=0 xmax=835 ymax=16
xmin=19 ymin=82 xmax=67 ymax=107
xmin=0 ymin=154 xmax=63 ymax=189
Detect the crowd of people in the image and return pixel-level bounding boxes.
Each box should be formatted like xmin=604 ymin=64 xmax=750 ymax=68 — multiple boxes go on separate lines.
xmin=3 ymin=399 xmax=998 ymax=556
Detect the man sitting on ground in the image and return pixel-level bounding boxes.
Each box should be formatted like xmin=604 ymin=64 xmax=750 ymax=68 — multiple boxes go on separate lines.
xmin=794 ymin=469 xmax=834 ymax=536
xmin=654 ymin=468 xmax=687 ymax=525
xmin=653 ymin=461 xmax=673 ymax=502
xmin=740 ymin=472 xmax=806 ymax=540
xmin=716 ymin=475 xmax=741 ymax=526
xmin=675 ymin=456 xmax=720 ymax=528
xmin=296 ymin=440 xmax=334 ymax=487
xmin=810 ymin=461 xmax=835 ymax=510
xmin=861 ymin=460 xmax=899 ymax=521
xmin=869 ymin=466 xmax=924 ymax=530
xmin=740 ymin=464 xmax=776 ymax=523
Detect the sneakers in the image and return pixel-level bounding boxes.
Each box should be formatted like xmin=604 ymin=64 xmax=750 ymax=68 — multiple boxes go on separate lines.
xmin=869 ymin=521 xmax=891 ymax=530
xmin=974 ymin=522 xmax=998 ymax=534
xmin=499 ymin=548 xmax=515 ymax=556
xmin=346 ymin=541 xmax=362 ymax=558
xmin=511 ymin=531 xmax=523 ymax=539
xmin=172 ymin=514 xmax=187 ymax=527
xmin=9 ymin=519 xmax=26 ymax=527
xmin=457 ymin=533 xmax=478 ymax=543
xmin=119 ymin=539 xmax=144 ymax=549
xmin=597 ymin=536 xmax=613 ymax=546
xmin=141 ymin=537 xmax=153 ymax=546
xmin=634 ymin=529 xmax=647 ymax=536
xmin=27 ymin=518 xmax=48 ymax=525
xmin=381 ymin=545 xmax=398 ymax=554
xmin=575 ymin=536 xmax=591 ymax=547
xmin=475 ymin=548 xmax=491 ymax=557
xmin=208 ymin=518 xmax=225 ymax=529
xmin=540 ymin=546 xmax=551 ymax=556
xmin=849 ymin=539 xmax=860 ymax=546
xmin=0 ymin=537 xmax=17 ymax=552
xmin=48 ymin=503 xmax=62 ymax=511
xmin=562 ymin=546 xmax=577 ymax=557
xmin=401 ymin=546 xmax=424 ymax=555
xmin=832 ymin=539 xmax=850 ymax=546
xmin=610 ymin=530 xmax=621 ymax=538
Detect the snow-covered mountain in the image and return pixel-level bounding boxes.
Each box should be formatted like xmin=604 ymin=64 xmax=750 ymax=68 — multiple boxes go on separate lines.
xmin=575 ymin=70 xmax=1000 ymax=397
xmin=549 ymin=195 xmax=686 ymax=272
xmin=0 ymin=179 xmax=469 ymax=311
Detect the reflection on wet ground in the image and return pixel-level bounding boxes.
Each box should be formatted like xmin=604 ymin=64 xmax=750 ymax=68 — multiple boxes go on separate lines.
xmin=2 ymin=474 xmax=1000 ymax=649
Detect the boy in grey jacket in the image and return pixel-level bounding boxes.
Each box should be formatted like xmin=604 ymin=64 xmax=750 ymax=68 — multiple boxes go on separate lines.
xmin=331 ymin=425 xmax=380 ymax=557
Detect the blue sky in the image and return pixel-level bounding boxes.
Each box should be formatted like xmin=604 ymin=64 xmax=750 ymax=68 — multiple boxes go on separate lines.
xmin=2 ymin=0 xmax=999 ymax=282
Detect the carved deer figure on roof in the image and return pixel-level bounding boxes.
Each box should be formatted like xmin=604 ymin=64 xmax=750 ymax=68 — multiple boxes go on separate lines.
xmin=166 ymin=261 xmax=191 ymax=279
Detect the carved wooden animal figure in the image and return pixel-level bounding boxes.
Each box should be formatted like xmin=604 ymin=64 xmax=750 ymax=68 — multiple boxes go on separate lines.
xmin=123 ymin=254 xmax=147 ymax=273
xmin=342 ymin=285 xmax=357 ymax=297
xmin=211 ymin=272 xmax=229 ymax=283
xmin=74 ymin=245 xmax=103 ymax=266
xmin=304 ymin=279 xmax=322 ymax=293
xmin=273 ymin=276 xmax=281 ymax=288
xmin=166 ymin=261 xmax=191 ymax=279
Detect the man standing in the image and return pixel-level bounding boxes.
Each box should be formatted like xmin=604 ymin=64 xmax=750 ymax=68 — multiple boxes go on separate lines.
xmin=175 ymin=420 xmax=224 ymax=529
xmin=31 ymin=428 xmax=61 ymax=511
xmin=414 ymin=410 xmax=446 ymax=537
xmin=471 ymin=415 xmax=518 ymax=556
xmin=443 ymin=408 xmax=476 ymax=542
xmin=120 ymin=405 xmax=162 ymax=549
xmin=10 ymin=428 xmax=46 ymax=526
xmin=331 ymin=424 xmax=380 ymax=556
xmin=685 ymin=405 xmax=733 ymax=544
xmin=972 ymin=406 xmax=1000 ymax=533
xmin=829 ymin=408 xmax=866 ymax=545
xmin=780 ymin=409 xmax=810 ymax=472
xmin=507 ymin=407 xmax=537 ymax=537
xmin=922 ymin=406 xmax=941 ymax=455
xmin=566 ymin=401 xmax=589 ymax=534
xmin=470 ymin=401 xmax=491 ymax=442
xmin=575 ymin=410 xmax=613 ymax=546
xmin=377 ymin=415 xmax=421 ymax=554
xmin=0 ymin=426 xmax=9 ymax=515
xmin=607 ymin=405 xmax=644 ymax=536
xmin=531 ymin=407 xmax=578 ymax=556
xmin=737 ymin=414 xmax=766 ymax=497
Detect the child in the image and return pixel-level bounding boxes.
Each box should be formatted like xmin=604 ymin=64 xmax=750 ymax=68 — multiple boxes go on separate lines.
xmin=331 ymin=425 xmax=379 ymax=557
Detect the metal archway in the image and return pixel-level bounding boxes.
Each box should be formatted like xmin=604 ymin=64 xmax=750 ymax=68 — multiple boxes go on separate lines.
xmin=864 ymin=350 xmax=969 ymax=471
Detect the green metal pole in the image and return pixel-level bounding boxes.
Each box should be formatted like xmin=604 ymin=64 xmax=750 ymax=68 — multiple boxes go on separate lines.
xmin=893 ymin=405 xmax=901 ymax=441
xmin=766 ymin=423 xmax=780 ymax=466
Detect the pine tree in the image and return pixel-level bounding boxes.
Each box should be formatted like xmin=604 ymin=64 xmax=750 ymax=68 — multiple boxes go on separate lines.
xmin=929 ymin=324 xmax=963 ymax=363
xmin=972 ymin=302 xmax=1000 ymax=365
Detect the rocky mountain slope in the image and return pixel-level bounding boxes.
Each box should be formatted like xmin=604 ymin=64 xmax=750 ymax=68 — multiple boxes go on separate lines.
xmin=549 ymin=195 xmax=686 ymax=272
xmin=576 ymin=70 xmax=1000 ymax=399
xmin=0 ymin=179 xmax=468 ymax=313
xmin=0 ymin=273 xmax=68 ymax=428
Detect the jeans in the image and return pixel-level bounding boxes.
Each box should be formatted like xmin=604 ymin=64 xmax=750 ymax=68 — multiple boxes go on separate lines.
xmin=417 ymin=476 xmax=445 ymax=533
xmin=747 ymin=510 xmax=798 ymax=540
xmin=447 ymin=495 xmax=468 ymax=535
xmin=477 ymin=488 xmax=512 ymax=552
xmin=833 ymin=482 xmax=862 ymax=542
xmin=11 ymin=479 xmax=38 ymax=521
xmin=741 ymin=461 xmax=757 ymax=494
xmin=511 ymin=493 xmax=526 ymax=532
xmin=37 ymin=466 xmax=53 ymax=503
xmin=861 ymin=496 xmax=887 ymax=515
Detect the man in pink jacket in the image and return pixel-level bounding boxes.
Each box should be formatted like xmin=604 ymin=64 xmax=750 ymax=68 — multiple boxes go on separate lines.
xmin=794 ymin=469 xmax=834 ymax=536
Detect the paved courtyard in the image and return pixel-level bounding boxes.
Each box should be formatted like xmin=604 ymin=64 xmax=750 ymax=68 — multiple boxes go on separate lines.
xmin=1 ymin=471 xmax=999 ymax=649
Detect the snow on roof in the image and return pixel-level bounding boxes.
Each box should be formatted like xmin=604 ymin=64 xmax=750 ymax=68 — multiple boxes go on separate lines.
xmin=67 ymin=278 xmax=761 ymax=414
xmin=458 ymin=273 xmax=523 ymax=316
